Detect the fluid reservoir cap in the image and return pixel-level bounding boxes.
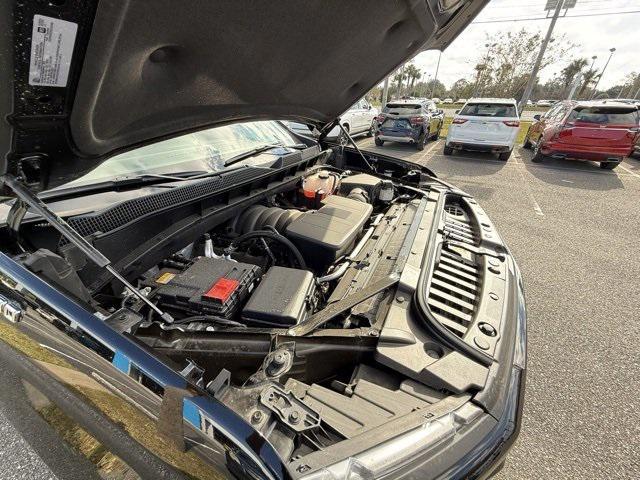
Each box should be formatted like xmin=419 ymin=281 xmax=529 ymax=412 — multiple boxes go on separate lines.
xmin=318 ymin=171 xmax=330 ymax=179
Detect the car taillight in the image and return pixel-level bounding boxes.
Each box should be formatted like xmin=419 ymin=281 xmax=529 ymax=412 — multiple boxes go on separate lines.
xmin=452 ymin=118 xmax=467 ymax=124
xmin=410 ymin=116 xmax=424 ymax=125
xmin=502 ymin=120 xmax=520 ymax=127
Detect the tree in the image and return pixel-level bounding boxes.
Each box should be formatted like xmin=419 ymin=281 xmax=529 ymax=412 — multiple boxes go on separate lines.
xmin=404 ymin=64 xmax=422 ymax=95
xmin=471 ymin=29 xmax=576 ymax=99
xmin=450 ymin=78 xmax=474 ymax=99
xmin=577 ymin=68 xmax=599 ymax=99
xmin=560 ymin=58 xmax=588 ymax=93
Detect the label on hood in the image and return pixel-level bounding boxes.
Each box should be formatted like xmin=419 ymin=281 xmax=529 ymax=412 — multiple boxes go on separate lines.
xmin=29 ymin=15 xmax=78 ymax=87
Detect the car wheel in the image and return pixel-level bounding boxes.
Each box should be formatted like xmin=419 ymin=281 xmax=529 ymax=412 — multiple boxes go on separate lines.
xmin=374 ymin=137 xmax=384 ymax=147
xmin=338 ymin=125 xmax=350 ymax=146
xmin=600 ymin=161 xmax=619 ymax=170
xmin=430 ymin=122 xmax=441 ymax=140
xmin=498 ymin=150 xmax=512 ymax=161
xmin=367 ymin=121 xmax=375 ymax=137
xmin=531 ymin=141 xmax=544 ymax=163
xmin=443 ymin=145 xmax=453 ymax=155
xmin=415 ymin=130 xmax=427 ymax=151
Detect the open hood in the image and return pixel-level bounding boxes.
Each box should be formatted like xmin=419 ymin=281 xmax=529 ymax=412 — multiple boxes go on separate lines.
xmin=1 ymin=0 xmax=488 ymax=191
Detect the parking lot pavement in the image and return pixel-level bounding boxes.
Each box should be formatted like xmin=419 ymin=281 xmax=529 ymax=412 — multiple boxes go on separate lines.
xmin=357 ymin=136 xmax=640 ymax=480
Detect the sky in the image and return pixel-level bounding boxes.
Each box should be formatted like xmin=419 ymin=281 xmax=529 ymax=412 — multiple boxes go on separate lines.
xmin=412 ymin=0 xmax=639 ymax=92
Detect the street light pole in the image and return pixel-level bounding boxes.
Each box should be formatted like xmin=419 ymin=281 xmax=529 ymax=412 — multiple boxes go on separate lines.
xmin=590 ymin=47 xmax=616 ymax=100
xmin=382 ymin=75 xmax=390 ymax=106
xmin=519 ymin=0 xmax=564 ymax=111
xmin=430 ymin=51 xmax=442 ymax=99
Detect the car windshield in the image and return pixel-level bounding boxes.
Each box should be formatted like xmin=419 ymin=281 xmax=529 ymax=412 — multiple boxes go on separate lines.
xmin=459 ymin=103 xmax=517 ymax=117
xmin=567 ymin=107 xmax=639 ymax=125
xmin=59 ymin=121 xmax=300 ymax=188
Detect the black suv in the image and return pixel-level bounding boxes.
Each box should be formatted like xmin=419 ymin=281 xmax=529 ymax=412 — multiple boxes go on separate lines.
xmin=0 ymin=2 xmax=524 ymax=479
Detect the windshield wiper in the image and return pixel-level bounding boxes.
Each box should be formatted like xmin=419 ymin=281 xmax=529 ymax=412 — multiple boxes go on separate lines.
xmin=223 ymin=143 xmax=306 ymax=167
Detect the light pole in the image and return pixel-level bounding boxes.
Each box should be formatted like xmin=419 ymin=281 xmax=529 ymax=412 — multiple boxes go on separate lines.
xmin=430 ymin=51 xmax=442 ymax=99
xmin=590 ymin=47 xmax=616 ymax=99
xmin=519 ymin=0 xmax=565 ymax=111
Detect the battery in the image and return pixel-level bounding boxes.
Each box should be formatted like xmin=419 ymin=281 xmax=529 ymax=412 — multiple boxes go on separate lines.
xmin=155 ymin=257 xmax=261 ymax=318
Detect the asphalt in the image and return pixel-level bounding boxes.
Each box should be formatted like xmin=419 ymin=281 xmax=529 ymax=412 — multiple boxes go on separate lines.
xmin=356 ymin=136 xmax=640 ymax=480
xmin=1 ymin=137 xmax=638 ymax=479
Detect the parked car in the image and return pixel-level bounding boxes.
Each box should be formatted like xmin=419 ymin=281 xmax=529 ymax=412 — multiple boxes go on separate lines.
xmin=526 ymin=100 xmax=533 ymax=106
xmin=457 ymin=98 xmax=468 ymax=104
xmin=336 ymin=99 xmax=380 ymax=144
xmin=523 ymin=100 xmax=640 ymax=169
xmin=374 ymin=99 xmax=444 ymax=150
xmin=0 ymin=2 xmax=525 ymax=480
xmin=443 ymin=98 xmax=454 ymax=104
xmin=444 ymin=98 xmax=520 ymax=160
xmin=432 ymin=97 xmax=442 ymax=103
xmin=535 ymin=99 xmax=554 ymax=107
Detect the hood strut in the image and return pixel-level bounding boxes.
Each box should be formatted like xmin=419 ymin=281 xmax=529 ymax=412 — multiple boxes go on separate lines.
xmin=1 ymin=175 xmax=174 ymax=323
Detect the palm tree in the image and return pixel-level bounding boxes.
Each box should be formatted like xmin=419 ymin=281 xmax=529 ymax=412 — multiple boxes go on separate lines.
xmin=405 ymin=64 xmax=422 ymax=95
xmin=561 ymin=58 xmax=588 ymax=90
xmin=577 ymin=68 xmax=600 ymax=99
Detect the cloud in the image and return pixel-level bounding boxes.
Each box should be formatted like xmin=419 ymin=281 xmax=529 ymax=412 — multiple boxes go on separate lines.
xmin=411 ymin=2 xmax=638 ymax=93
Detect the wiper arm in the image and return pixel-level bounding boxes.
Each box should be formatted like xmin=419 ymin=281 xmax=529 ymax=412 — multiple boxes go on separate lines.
xmin=223 ymin=143 xmax=306 ymax=167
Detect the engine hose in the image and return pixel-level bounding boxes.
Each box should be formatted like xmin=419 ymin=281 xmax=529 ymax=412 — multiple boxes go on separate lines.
xmin=227 ymin=230 xmax=307 ymax=269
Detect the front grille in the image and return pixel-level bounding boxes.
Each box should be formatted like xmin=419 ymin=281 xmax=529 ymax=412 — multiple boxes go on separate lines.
xmin=427 ymin=248 xmax=480 ymax=337
xmin=443 ymin=205 xmax=477 ymax=246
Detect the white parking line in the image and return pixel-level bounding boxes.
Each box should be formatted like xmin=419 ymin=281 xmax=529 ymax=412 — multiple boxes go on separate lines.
xmin=618 ymin=163 xmax=640 ymax=179
xmin=513 ymin=149 xmax=544 ymax=216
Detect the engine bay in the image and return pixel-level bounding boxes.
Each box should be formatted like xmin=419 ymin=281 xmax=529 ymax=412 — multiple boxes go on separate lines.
xmin=4 ymin=154 xmax=497 ymax=467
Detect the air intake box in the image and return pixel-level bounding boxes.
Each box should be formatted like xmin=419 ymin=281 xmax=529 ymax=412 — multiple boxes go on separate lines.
xmin=285 ymin=195 xmax=372 ymax=269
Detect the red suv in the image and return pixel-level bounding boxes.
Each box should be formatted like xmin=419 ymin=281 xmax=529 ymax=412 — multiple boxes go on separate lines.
xmin=523 ymin=100 xmax=640 ymax=169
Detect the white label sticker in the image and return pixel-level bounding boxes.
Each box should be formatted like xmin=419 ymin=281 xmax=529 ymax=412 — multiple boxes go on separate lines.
xmin=29 ymin=15 xmax=78 ymax=87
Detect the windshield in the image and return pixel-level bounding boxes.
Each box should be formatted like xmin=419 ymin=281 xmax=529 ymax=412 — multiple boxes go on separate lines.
xmin=61 ymin=121 xmax=299 ymax=188
xmin=459 ymin=103 xmax=517 ymax=117
xmin=567 ymin=107 xmax=639 ymax=125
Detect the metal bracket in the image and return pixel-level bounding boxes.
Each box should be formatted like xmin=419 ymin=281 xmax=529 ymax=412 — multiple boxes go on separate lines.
xmin=260 ymin=384 xmax=320 ymax=433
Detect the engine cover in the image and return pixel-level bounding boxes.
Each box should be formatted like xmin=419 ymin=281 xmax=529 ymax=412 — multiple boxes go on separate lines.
xmin=285 ymin=196 xmax=373 ymax=269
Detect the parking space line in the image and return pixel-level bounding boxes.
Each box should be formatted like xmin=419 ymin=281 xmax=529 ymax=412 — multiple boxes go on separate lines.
xmin=618 ymin=163 xmax=640 ymax=179
xmin=513 ymin=149 xmax=544 ymax=216
xmin=419 ymin=139 xmax=442 ymax=163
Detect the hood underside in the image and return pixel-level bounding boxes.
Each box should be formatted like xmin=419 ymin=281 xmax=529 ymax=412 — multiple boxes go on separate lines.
xmin=1 ymin=0 xmax=488 ymax=190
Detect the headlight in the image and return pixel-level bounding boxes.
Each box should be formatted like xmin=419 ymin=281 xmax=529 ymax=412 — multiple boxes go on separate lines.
xmin=301 ymin=403 xmax=482 ymax=479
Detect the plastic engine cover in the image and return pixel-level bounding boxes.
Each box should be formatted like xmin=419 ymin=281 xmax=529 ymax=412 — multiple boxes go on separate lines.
xmin=285 ymin=196 xmax=373 ymax=269
xmin=242 ymin=266 xmax=316 ymax=326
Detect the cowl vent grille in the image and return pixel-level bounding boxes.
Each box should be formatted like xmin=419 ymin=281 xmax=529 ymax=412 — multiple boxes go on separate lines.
xmin=427 ymin=249 xmax=480 ymax=337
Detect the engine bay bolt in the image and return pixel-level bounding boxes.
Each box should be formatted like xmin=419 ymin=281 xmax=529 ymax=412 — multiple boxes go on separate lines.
xmin=396 ymin=296 xmax=405 ymax=303
xmin=273 ymin=352 xmax=287 ymax=366
xmin=251 ymin=410 xmax=263 ymax=424
xmin=289 ymin=411 xmax=301 ymax=424
xmin=478 ymin=322 xmax=497 ymax=337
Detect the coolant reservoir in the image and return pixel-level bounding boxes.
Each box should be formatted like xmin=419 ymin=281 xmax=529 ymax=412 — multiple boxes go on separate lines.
xmin=302 ymin=170 xmax=339 ymax=201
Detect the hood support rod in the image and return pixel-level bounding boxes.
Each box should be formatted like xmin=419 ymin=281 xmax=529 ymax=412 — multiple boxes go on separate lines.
xmin=1 ymin=175 xmax=174 ymax=323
